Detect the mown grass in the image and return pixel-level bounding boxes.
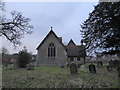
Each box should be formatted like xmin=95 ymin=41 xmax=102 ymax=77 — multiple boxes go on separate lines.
xmin=2 ymin=64 xmax=119 ymax=88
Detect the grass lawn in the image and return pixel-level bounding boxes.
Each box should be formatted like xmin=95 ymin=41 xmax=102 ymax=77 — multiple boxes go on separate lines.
xmin=2 ymin=64 xmax=119 ymax=88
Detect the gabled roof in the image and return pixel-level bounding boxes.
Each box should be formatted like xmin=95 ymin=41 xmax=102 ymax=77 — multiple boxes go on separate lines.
xmin=66 ymin=45 xmax=86 ymax=57
xmin=36 ymin=30 xmax=65 ymax=50
xmin=67 ymin=39 xmax=76 ymax=46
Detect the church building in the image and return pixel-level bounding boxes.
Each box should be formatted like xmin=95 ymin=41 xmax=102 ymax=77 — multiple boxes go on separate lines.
xmin=36 ymin=27 xmax=86 ymax=66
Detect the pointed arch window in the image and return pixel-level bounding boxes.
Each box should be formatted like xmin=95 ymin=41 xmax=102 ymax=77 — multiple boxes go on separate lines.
xmin=48 ymin=43 xmax=55 ymax=57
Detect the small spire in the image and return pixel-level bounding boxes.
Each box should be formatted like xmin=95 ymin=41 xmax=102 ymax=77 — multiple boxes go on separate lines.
xmin=51 ymin=27 xmax=53 ymax=30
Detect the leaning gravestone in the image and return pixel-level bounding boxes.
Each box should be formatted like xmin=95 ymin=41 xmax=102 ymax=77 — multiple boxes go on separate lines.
xmin=70 ymin=63 xmax=78 ymax=74
xmin=89 ymin=64 xmax=96 ymax=74
xmin=97 ymin=61 xmax=103 ymax=68
xmin=117 ymin=65 xmax=120 ymax=88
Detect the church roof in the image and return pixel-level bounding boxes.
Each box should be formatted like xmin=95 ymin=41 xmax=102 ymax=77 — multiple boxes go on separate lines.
xmin=36 ymin=27 xmax=86 ymax=57
xmin=36 ymin=29 xmax=65 ymax=50
xmin=67 ymin=39 xmax=76 ymax=46
xmin=66 ymin=45 xmax=86 ymax=57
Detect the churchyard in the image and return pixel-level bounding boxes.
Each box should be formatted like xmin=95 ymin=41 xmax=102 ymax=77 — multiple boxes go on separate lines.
xmin=2 ymin=62 xmax=119 ymax=88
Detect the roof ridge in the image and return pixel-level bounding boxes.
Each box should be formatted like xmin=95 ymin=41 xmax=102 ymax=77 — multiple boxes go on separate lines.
xmin=36 ymin=28 xmax=65 ymax=50
xmin=67 ymin=39 xmax=76 ymax=46
xmin=65 ymin=45 xmax=82 ymax=47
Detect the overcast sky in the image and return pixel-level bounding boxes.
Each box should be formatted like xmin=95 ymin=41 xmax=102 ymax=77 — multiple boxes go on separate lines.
xmin=1 ymin=1 xmax=99 ymax=54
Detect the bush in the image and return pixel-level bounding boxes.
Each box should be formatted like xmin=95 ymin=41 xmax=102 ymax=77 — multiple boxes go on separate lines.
xmin=17 ymin=49 xmax=31 ymax=68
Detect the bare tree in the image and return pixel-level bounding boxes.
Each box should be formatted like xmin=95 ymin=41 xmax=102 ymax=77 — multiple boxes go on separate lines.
xmin=0 ymin=1 xmax=33 ymax=46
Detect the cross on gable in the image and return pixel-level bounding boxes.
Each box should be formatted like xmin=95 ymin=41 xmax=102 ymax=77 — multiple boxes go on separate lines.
xmin=51 ymin=27 xmax=53 ymax=30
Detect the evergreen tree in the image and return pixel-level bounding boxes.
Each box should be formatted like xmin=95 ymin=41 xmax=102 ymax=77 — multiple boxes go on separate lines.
xmin=81 ymin=2 xmax=120 ymax=55
xmin=18 ymin=47 xmax=31 ymax=68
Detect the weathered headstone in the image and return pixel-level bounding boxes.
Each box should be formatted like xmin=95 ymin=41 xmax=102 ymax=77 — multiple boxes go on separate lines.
xmin=117 ymin=65 xmax=120 ymax=76
xmin=61 ymin=66 xmax=64 ymax=68
xmin=117 ymin=65 xmax=120 ymax=88
xmin=89 ymin=64 xmax=96 ymax=74
xmin=97 ymin=61 xmax=103 ymax=68
xmin=107 ymin=65 xmax=113 ymax=71
xmin=26 ymin=64 xmax=34 ymax=70
xmin=113 ymin=60 xmax=120 ymax=68
xmin=67 ymin=64 xmax=70 ymax=68
xmin=70 ymin=63 xmax=78 ymax=74
xmin=109 ymin=60 xmax=114 ymax=67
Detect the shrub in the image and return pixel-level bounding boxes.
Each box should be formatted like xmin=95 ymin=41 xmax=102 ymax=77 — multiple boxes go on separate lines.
xmin=17 ymin=48 xmax=31 ymax=68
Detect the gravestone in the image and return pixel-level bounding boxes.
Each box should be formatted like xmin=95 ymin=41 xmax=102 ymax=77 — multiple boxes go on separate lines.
xmin=70 ymin=63 xmax=78 ymax=74
xmin=97 ymin=61 xmax=103 ymax=68
xmin=4 ymin=63 xmax=8 ymax=67
xmin=117 ymin=65 xmax=120 ymax=88
xmin=61 ymin=66 xmax=64 ymax=68
xmin=89 ymin=64 xmax=96 ymax=74
xmin=67 ymin=64 xmax=70 ymax=68
xmin=26 ymin=64 xmax=34 ymax=70
xmin=113 ymin=60 xmax=120 ymax=68
xmin=109 ymin=60 xmax=114 ymax=67
xmin=107 ymin=65 xmax=113 ymax=71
